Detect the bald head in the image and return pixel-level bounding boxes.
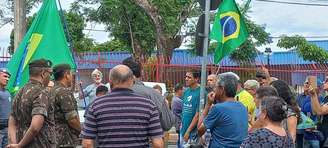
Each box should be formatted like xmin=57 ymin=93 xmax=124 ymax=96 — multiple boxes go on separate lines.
xmin=109 ymin=65 xmax=134 ymax=88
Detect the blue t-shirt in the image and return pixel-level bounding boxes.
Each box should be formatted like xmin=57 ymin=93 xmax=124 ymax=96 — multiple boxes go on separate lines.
xmin=181 ymin=86 xmax=200 ymax=136
xmin=297 ymin=93 xmax=323 ymax=140
xmin=204 ymin=101 xmax=248 ymax=148
xmin=0 ymin=89 xmax=11 ymax=121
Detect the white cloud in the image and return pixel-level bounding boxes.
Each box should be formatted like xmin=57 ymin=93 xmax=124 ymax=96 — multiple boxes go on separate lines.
xmin=249 ymin=0 xmax=328 ymax=36
xmin=0 ymin=0 xmax=109 ymax=49
xmin=0 ymin=24 xmax=13 ymax=48
xmin=1 ymin=0 xmax=328 ymax=52
xmin=247 ymin=0 xmax=328 ymax=51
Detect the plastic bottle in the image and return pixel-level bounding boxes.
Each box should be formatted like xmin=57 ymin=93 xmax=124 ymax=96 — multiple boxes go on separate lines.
xmin=204 ymin=129 xmax=211 ymax=148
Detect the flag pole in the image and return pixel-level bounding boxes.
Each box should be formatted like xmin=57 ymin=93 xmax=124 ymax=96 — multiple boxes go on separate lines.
xmin=57 ymin=0 xmax=87 ymax=108
xmin=12 ymin=44 xmax=29 ymax=93
xmin=199 ymin=0 xmax=210 ymax=112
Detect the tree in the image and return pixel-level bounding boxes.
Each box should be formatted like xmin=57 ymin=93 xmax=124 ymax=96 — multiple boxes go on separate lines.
xmin=77 ymin=0 xmax=199 ymax=62
xmin=229 ymin=16 xmax=270 ymax=63
xmin=278 ymin=35 xmax=328 ymax=63
xmin=188 ymin=1 xmax=270 ymax=63
xmin=8 ymin=11 xmax=94 ymax=54
xmin=0 ymin=0 xmax=43 ymax=30
xmin=92 ymin=39 xmax=130 ymax=52
xmin=64 ymin=11 xmax=94 ymax=52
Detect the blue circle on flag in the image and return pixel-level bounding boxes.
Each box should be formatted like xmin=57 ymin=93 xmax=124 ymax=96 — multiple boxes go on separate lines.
xmin=220 ymin=16 xmax=237 ymax=37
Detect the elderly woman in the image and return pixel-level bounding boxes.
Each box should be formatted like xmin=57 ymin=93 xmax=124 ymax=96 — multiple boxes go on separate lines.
xmin=241 ymin=96 xmax=295 ymax=148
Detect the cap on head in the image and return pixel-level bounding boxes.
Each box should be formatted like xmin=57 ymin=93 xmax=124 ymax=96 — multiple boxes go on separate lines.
xmin=0 ymin=68 xmax=11 ymax=76
xmin=29 ymin=59 xmax=52 ymax=68
xmin=244 ymin=80 xmax=260 ymax=89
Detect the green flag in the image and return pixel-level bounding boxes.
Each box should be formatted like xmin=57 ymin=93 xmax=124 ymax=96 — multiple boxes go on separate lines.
xmin=211 ymin=0 xmax=249 ymax=64
xmin=6 ymin=0 xmax=76 ymax=93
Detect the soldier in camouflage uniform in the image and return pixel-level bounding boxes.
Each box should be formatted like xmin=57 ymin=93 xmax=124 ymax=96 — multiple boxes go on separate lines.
xmin=7 ymin=59 xmax=56 ymax=148
xmin=51 ymin=64 xmax=81 ymax=147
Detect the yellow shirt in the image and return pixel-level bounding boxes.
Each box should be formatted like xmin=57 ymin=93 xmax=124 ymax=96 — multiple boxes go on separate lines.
xmin=235 ymin=89 xmax=256 ymax=127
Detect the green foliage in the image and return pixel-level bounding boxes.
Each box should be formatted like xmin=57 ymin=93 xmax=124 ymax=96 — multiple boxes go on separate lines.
xmin=8 ymin=10 xmax=94 ymax=54
xmin=277 ymin=35 xmax=328 ymax=63
xmin=81 ymin=0 xmax=155 ymax=54
xmin=150 ymin=0 xmax=197 ymax=35
xmin=188 ymin=1 xmax=270 ymax=62
xmin=78 ymin=0 xmax=198 ymax=56
xmin=92 ymin=39 xmax=130 ymax=52
xmin=64 ymin=11 xmax=95 ymax=52
xmin=229 ymin=16 xmax=270 ymax=62
xmin=8 ymin=15 xmax=35 ymax=54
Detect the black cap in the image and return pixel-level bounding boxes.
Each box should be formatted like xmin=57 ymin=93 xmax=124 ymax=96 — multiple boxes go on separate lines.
xmin=29 ymin=59 xmax=52 ymax=68
xmin=0 ymin=68 xmax=11 ymax=76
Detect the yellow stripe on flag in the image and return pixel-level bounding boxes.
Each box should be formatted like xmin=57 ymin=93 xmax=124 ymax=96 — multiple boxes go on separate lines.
xmin=23 ymin=33 xmax=43 ymax=69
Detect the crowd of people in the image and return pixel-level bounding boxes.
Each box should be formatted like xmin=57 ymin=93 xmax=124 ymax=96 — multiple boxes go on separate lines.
xmin=0 ymin=56 xmax=328 ymax=148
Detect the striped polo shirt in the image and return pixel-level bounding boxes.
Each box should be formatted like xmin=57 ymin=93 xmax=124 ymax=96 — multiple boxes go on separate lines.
xmin=81 ymin=88 xmax=163 ymax=148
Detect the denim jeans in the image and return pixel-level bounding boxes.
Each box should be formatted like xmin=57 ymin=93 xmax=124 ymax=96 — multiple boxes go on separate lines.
xmin=180 ymin=131 xmax=199 ymax=148
xmin=0 ymin=128 xmax=8 ymax=148
xmin=303 ymin=139 xmax=320 ymax=148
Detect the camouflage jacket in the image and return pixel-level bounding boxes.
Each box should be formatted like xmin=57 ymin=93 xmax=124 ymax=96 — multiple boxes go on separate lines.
xmin=11 ymin=79 xmax=56 ymax=148
xmin=50 ymin=82 xmax=80 ymax=147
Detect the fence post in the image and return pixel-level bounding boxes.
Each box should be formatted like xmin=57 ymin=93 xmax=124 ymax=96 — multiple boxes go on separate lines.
xmin=97 ymin=51 xmax=101 ymax=68
xmin=156 ymin=56 xmax=160 ymax=82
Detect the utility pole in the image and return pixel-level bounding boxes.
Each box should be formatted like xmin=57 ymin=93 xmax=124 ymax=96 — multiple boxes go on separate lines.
xmin=199 ymin=0 xmax=210 ymax=112
xmin=14 ymin=0 xmax=26 ymax=51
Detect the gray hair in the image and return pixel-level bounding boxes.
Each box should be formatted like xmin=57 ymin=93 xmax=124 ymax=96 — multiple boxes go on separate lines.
xmin=221 ymin=72 xmax=240 ymax=81
xmin=109 ymin=65 xmax=134 ymax=85
xmin=217 ymin=73 xmax=239 ymax=97
xmin=208 ymin=74 xmax=218 ymax=80
xmin=244 ymin=80 xmax=260 ymax=90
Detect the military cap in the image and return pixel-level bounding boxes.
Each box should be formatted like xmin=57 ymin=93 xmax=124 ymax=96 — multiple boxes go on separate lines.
xmin=0 ymin=68 xmax=11 ymax=76
xmin=29 ymin=59 xmax=53 ymax=68
xmin=53 ymin=64 xmax=71 ymax=74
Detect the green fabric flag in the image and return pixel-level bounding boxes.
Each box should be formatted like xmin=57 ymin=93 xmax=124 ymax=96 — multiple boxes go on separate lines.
xmin=211 ymin=0 xmax=249 ymax=64
xmin=6 ymin=0 xmax=76 ymax=93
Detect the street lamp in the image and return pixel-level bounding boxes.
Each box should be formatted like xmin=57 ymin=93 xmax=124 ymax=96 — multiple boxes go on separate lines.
xmin=264 ymin=47 xmax=272 ymax=67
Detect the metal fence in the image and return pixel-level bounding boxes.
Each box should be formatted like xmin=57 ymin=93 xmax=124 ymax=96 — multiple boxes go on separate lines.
xmin=1 ymin=50 xmax=327 ymax=93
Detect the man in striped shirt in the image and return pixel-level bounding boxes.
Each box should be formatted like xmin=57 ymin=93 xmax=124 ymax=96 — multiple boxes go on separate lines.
xmin=81 ymin=65 xmax=163 ymax=148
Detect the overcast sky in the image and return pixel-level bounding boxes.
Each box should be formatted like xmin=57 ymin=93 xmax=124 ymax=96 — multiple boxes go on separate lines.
xmin=1 ymin=0 xmax=328 ymax=52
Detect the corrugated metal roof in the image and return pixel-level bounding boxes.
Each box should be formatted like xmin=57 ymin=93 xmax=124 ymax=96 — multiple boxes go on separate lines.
xmin=171 ymin=40 xmax=328 ymax=66
xmin=1 ymin=40 xmax=327 ymax=69
xmin=75 ymin=51 xmax=131 ymax=69
xmin=310 ymin=40 xmax=328 ymax=50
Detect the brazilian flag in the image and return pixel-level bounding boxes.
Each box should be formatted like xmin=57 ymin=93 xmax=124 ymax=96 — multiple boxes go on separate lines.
xmin=211 ymin=0 xmax=249 ymax=64
xmin=6 ymin=0 xmax=76 ymax=93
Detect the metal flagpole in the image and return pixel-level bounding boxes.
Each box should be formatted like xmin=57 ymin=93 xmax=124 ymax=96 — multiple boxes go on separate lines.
xmin=57 ymin=0 xmax=87 ymax=108
xmin=199 ymin=0 xmax=210 ymax=112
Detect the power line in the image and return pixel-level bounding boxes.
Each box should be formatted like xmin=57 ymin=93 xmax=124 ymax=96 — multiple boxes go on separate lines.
xmin=83 ymin=28 xmax=107 ymax=32
xmin=82 ymin=28 xmax=328 ymax=39
xmin=270 ymin=36 xmax=328 ymax=39
xmin=255 ymin=0 xmax=328 ymax=6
